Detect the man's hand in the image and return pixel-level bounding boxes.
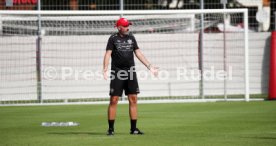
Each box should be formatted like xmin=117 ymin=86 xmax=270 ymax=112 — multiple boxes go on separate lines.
xmin=103 ymin=69 xmax=108 ymax=80
xmin=148 ymin=64 xmax=159 ymax=77
xmin=103 ymin=50 xmax=112 ymax=80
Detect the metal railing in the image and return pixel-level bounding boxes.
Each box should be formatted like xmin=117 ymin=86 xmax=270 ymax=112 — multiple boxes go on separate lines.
xmin=0 ymin=0 xmax=274 ymax=32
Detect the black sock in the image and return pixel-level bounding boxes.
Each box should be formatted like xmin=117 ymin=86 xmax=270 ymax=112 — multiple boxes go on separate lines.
xmin=130 ymin=119 xmax=137 ymax=131
xmin=108 ymin=120 xmax=115 ymax=130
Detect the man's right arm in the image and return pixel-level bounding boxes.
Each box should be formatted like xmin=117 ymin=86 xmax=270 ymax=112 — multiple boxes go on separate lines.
xmin=103 ymin=50 xmax=112 ymax=80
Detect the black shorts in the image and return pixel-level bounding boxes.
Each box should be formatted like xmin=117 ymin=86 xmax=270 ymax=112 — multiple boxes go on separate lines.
xmin=109 ymin=70 xmax=140 ymax=96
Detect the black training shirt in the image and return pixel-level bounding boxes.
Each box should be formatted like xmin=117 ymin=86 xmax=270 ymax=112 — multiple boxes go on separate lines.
xmin=106 ymin=33 xmax=139 ymax=70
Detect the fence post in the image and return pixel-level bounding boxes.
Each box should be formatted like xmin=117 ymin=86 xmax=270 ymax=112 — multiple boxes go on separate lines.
xmin=120 ymin=0 xmax=124 ymax=18
xmin=268 ymin=11 xmax=276 ymax=100
xmin=221 ymin=0 xmax=228 ymax=100
xmin=199 ymin=0 xmax=205 ymax=99
xmin=36 ymin=0 xmax=42 ymax=103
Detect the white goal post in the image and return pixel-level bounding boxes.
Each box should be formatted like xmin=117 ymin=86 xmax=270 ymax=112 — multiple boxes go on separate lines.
xmin=0 ymin=9 xmax=250 ymax=105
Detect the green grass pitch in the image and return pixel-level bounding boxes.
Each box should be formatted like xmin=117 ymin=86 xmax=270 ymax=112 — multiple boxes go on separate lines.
xmin=0 ymin=101 xmax=276 ymax=146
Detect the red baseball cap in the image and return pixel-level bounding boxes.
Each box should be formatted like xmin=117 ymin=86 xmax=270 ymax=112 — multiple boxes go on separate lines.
xmin=115 ymin=18 xmax=132 ymax=27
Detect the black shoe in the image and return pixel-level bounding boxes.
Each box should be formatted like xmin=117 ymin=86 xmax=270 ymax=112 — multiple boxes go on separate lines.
xmin=130 ymin=128 xmax=144 ymax=135
xmin=107 ymin=128 xmax=114 ymax=136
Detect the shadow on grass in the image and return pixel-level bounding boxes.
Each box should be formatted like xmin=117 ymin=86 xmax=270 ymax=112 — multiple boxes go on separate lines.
xmin=48 ymin=132 xmax=104 ymax=136
xmin=242 ymin=136 xmax=276 ymax=140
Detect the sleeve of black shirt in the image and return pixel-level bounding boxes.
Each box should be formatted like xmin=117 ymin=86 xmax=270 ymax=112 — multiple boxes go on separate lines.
xmin=106 ymin=36 xmax=114 ymax=51
xmin=132 ymin=36 xmax=139 ymax=50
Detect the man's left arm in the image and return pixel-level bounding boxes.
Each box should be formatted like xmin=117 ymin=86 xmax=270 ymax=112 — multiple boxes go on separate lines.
xmin=134 ymin=49 xmax=158 ymax=76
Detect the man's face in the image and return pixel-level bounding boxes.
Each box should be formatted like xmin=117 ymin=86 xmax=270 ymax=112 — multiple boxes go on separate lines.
xmin=118 ymin=25 xmax=129 ymax=35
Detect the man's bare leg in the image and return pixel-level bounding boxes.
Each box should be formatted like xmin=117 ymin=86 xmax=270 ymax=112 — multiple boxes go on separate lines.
xmin=128 ymin=94 xmax=138 ymax=120
xmin=128 ymin=94 xmax=144 ymax=134
xmin=107 ymin=96 xmax=119 ymax=135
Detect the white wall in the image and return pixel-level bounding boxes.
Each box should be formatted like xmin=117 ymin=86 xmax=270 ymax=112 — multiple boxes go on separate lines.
xmin=0 ymin=32 xmax=271 ymax=101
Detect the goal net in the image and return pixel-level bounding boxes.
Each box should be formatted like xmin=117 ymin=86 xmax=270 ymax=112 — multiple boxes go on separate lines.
xmin=0 ymin=9 xmax=249 ymax=105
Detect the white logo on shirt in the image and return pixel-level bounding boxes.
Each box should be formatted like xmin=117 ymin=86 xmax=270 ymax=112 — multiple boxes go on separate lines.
xmin=114 ymin=39 xmax=133 ymax=51
xmin=127 ymin=39 xmax=132 ymax=44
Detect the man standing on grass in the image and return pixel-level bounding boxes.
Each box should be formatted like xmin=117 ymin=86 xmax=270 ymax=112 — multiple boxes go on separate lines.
xmin=103 ymin=18 xmax=158 ymax=136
